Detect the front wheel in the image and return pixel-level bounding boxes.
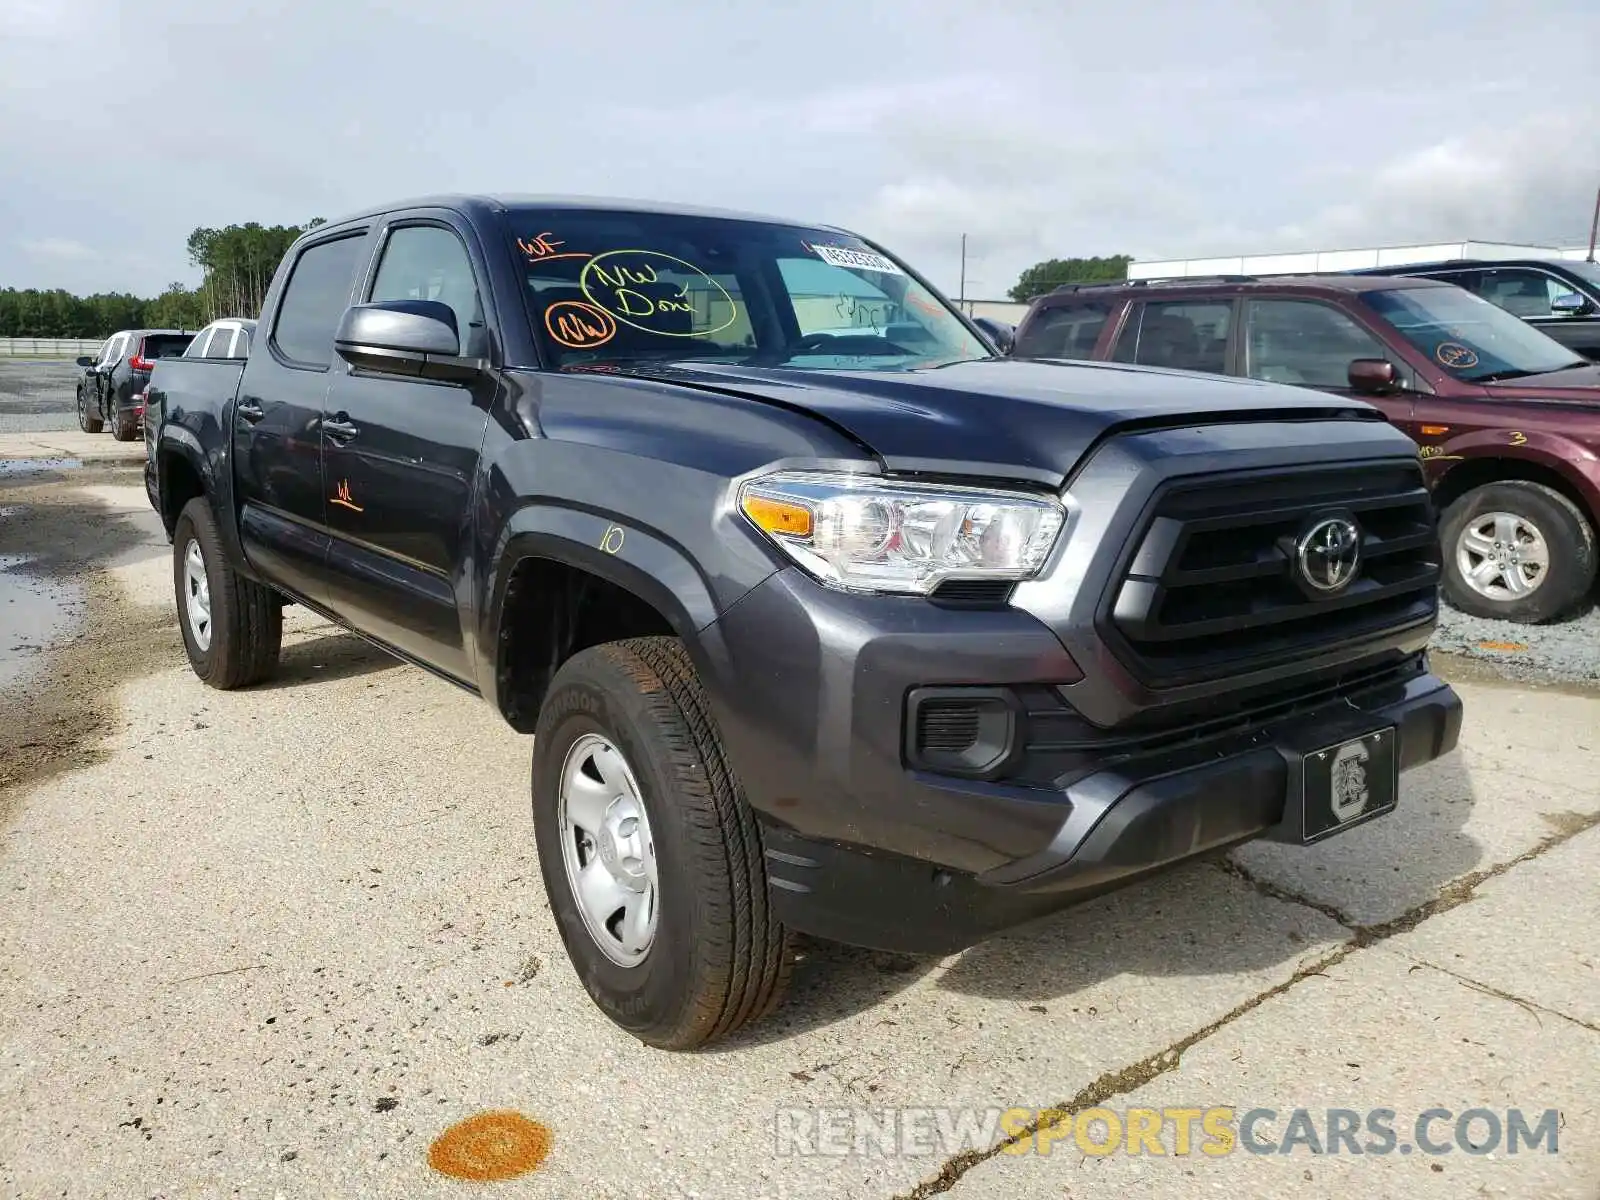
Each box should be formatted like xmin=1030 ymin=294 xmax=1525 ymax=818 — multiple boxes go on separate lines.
xmin=172 ymin=498 xmax=283 ymax=688
xmin=532 ymin=638 xmax=790 ymax=1050
xmin=1440 ymin=481 xmax=1596 ymax=623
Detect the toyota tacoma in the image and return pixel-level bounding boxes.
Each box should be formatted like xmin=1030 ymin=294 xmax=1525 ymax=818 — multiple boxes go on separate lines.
xmin=146 ymin=195 xmax=1462 ymax=1049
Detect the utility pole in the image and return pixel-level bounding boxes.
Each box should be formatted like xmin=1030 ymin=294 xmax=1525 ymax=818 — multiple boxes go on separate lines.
xmin=958 ymin=234 xmax=967 ymax=310
xmin=1588 ymin=184 xmax=1600 ymax=263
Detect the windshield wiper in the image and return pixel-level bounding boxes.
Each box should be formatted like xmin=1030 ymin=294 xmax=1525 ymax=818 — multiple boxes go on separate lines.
xmin=1476 ymin=362 xmax=1587 ymax=382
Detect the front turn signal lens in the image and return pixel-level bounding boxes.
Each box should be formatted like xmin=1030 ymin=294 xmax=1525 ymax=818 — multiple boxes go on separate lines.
xmin=741 ymin=494 xmax=814 ymax=538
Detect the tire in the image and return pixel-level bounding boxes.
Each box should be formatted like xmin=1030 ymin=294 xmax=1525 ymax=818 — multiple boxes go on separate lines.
xmin=77 ymin=386 xmax=103 ymax=434
xmin=111 ymin=409 xmax=139 ymax=441
xmin=1440 ymin=481 xmax=1596 ymax=623
xmin=532 ymin=637 xmax=790 ymax=1050
xmin=172 ymin=497 xmax=283 ymax=688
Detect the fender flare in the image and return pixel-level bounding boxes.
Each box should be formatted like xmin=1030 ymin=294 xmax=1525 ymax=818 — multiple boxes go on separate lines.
xmin=155 ymin=426 xmax=217 ymax=523
xmin=1426 ymin=427 xmax=1600 ymax=523
xmin=478 ymin=502 xmax=724 ymax=703
xmin=155 ymin=426 xmax=258 ymax=580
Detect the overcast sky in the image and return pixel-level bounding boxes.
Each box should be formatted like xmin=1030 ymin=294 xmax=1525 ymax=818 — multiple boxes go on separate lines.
xmin=3 ymin=0 xmax=1597 ymax=300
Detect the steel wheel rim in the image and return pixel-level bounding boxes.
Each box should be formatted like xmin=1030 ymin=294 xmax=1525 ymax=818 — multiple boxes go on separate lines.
xmin=182 ymin=539 xmax=213 ymax=651
xmin=1456 ymin=510 xmax=1550 ymax=601
xmin=557 ymin=732 xmax=658 ymax=968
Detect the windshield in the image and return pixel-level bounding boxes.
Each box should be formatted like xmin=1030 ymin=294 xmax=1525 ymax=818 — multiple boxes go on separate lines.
xmin=509 ymin=209 xmax=991 ymax=372
xmin=1361 ymin=286 xmax=1585 ymax=381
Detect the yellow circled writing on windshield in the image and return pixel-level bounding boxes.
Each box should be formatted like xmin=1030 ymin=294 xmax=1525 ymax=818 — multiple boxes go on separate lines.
xmin=579 ymin=250 xmax=738 ymax=338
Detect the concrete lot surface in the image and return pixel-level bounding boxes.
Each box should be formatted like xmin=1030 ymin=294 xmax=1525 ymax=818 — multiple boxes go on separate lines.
xmin=1 ymin=468 xmax=1597 ymax=1199
xmin=0 ymin=359 xmax=83 ymax=435
xmin=0 ymin=429 xmax=146 ymax=464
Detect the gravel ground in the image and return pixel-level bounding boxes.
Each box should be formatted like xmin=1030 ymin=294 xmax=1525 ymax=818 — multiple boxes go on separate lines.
xmin=1435 ymin=600 xmax=1600 ymax=687
xmin=0 ymin=471 xmax=1597 ymax=1198
xmin=0 ymin=359 xmax=82 ymax=433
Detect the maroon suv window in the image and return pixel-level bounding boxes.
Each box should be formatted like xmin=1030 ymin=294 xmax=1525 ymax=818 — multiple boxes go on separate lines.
xmin=1015 ymin=303 xmax=1110 ymax=359
xmin=1113 ymin=301 xmax=1232 ymax=374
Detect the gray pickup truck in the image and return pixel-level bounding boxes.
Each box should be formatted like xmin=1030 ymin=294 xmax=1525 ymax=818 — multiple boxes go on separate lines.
xmin=145 ymin=194 xmax=1462 ymax=1049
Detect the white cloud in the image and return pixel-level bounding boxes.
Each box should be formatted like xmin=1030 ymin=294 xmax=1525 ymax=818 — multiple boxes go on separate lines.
xmin=1277 ymin=112 xmax=1600 ymax=251
xmin=0 ymin=0 xmax=88 ymax=39
xmin=17 ymin=237 xmax=96 ymax=261
xmin=1 ymin=0 xmax=1597 ymax=298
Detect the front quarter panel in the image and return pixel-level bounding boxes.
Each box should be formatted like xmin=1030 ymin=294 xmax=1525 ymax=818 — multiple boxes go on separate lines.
xmin=472 ymin=369 xmax=874 ymax=704
xmin=1413 ymin=404 xmax=1600 ymax=519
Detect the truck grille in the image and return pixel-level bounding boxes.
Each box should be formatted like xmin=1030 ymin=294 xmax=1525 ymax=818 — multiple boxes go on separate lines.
xmin=1106 ymin=462 xmax=1439 ymax=686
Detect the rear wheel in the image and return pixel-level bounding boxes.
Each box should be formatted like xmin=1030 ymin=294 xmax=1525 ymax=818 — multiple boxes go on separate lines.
xmin=77 ymin=385 xmax=103 ymax=433
xmin=172 ymin=498 xmax=283 ymax=688
xmin=1440 ymin=481 xmax=1596 ymax=623
xmin=532 ymin=637 xmax=790 ymax=1050
xmin=111 ymin=409 xmax=139 ymax=441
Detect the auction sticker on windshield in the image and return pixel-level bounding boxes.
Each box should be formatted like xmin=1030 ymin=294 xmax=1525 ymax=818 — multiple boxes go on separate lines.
xmin=809 ymin=244 xmax=905 ymax=275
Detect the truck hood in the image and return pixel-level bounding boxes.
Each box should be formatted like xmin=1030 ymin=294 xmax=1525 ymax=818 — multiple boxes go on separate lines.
xmin=1482 ymin=361 xmax=1600 ymax=401
xmin=599 ymin=358 xmax=1379 ymax=486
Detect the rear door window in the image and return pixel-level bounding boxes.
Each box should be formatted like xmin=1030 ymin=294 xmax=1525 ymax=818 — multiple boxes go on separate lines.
xmin=1114 ymin=301 xmax=1233 ymax=374
xmin=1014 ymin=303 xmax=1111 ymax=359
xmin=273 ymin=233 xmax=368 ymax=367
xmin=1242 ymin=299 xmax=1388 ymax=388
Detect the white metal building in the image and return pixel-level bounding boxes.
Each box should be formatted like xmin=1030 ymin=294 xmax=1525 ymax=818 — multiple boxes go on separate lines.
xmin=1129 ymin=241 xmax=1595 ymax=282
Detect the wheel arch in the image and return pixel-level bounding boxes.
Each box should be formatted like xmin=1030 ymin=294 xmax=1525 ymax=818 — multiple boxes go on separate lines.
xmin=481 ymin=505 xmax=724 ymax=732
xmin=155 ymin=431 xmax=216 ymax=538
xmin=1432 ymin=450 xmax=1598 ymax=532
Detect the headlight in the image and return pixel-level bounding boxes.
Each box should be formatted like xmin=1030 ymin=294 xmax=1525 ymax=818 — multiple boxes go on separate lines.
xmin=737 ymin=470 xmax=1066 ymax=594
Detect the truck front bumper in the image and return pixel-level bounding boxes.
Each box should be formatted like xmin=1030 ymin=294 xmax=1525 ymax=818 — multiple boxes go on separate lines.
xmin=700 ymin=568 xmax=1461 ymax=956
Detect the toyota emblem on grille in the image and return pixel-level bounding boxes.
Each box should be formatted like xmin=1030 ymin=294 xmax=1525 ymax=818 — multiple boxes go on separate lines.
xmin=1295 ymin=515 xmax=1362 ymax=594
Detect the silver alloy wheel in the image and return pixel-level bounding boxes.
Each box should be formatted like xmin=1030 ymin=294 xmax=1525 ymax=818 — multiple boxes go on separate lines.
xmin=182 ymin=539 xmax=213 ymax=651
xmin=1456 ymin=510 xmax=1550 ymax=601
xmin=557 ymin=732 xmax=658 ymax=967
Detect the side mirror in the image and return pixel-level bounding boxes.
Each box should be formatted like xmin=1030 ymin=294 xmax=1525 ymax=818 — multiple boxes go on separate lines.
xmin=334 ymin=300 xmax=480 ymax=379
xmin=1551 ymin=292 xmax=1592 ymax=316
xmin=971 ymin=316 xmax=1016 ymax=355
xmin=76 ymin=356 xmax=94 ymax=368
xmin=1348 ymin=358 xmax=1401 ymax=395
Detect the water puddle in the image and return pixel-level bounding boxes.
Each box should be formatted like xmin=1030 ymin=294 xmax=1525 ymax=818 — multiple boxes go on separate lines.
xmin=0 ymin=458 xmax=83 ymax=479
xmin=0 ymin=551 xmax=84 ymax=695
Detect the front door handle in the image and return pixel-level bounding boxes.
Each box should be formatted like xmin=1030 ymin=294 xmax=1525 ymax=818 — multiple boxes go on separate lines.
xmin=236 ymin=400 xmax=265 ymax=423
xmin=321 ymin=415 xmax=359 ymax=443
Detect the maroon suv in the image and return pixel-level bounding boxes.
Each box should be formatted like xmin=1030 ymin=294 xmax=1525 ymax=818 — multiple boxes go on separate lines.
xmin=1013 ymin=275 xmax=1600 ymax=623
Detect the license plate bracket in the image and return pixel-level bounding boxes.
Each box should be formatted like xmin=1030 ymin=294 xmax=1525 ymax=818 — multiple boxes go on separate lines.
xmin=1267 ymin=725 xmax=1399 ymax=845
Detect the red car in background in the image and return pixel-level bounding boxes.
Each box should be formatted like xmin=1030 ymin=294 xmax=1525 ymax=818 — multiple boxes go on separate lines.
xmin=1013 ymin=275 xmax=1600 ymax=624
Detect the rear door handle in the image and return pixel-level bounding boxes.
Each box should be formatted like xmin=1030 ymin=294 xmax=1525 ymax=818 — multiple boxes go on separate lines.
xmin=321 ymin=415 xmax=359 ymax=443
xmin=236 ymin=400 xmax=264 ymax=423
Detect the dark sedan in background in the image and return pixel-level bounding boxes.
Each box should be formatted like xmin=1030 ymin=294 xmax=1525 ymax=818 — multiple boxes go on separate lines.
xmin=75 ymin=328 xmax=194 ymax=440
xmin=1352 ymin=259 xmax=1600 ymax=362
